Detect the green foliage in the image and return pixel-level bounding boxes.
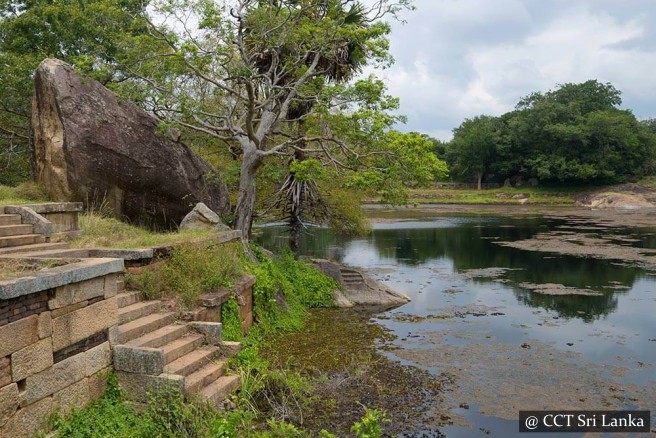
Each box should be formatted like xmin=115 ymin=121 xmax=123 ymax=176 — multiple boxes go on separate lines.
xmin=0 ymin=182 xmax=49 ymax=205
xmin=446 ymin=80 xmax=656 ymax=185
xmin=447 ymin=115 xmax=500 ymax=188
xmin=346 ymin=130 xmax=448 ymax=204
xmin=220 ymin=297 xmax=243 ymax=342
xmin=52 ymin=246 xmax=390 ymax=437
xmin=129 ymin=242 xmax=243 ymax=307
xmin=322 ymin=186 xmax=372 ymax=236
xmin=350 ymin=407 xmax=390 ymax=438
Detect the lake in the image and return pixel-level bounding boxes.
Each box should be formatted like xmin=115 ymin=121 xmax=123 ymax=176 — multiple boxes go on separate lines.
xmin=257 ymin=212 xmax=656 ymax=437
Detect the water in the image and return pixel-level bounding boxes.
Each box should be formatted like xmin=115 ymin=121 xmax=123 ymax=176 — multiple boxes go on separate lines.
xmin=256 ymin=214 xmax=656 ymax=437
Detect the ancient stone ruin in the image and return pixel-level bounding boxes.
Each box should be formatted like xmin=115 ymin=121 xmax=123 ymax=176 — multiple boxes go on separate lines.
xmin=32 ymin=58 xmax=230 ymax=228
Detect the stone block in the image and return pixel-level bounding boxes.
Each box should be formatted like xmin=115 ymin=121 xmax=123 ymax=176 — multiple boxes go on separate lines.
xmin=1 ymin=395 xmax=53 ymax=438
xmin=0 ymin=357 xmax=11 ymax=388
xmin=85 ymin=342 xmax=112 ymax=377
xmin=48 ymin=276 xmax=105 ymax=309
xmin=108 ymin=325 xmax=120 ymax=347
xmin=52 ymin=377 xmax=90 ymax=417
xmin=87 ymin=369 xmax=110 ymax=401
xmin=0 ymin=315 xmax=39 ymax=358
xmin=103 ymin=273 xmax=118 ymax=298
xmin=189 ymin=322 xmax=222 ymax=345
xmin=113 ymin=346 xmax=164 ymax=375
xmin=222 ymin=341 xmax=242 ymax=355
xmin=22 ymin=352 xmax=86 ymax=406
xmin=52 ymin=297 xmax=117 ymax=351
xmin=198 ymin=288 xmax=230 ymax=307
xmin=11 ymin=338 xmax=53 ymax=382
xmin=37 ymin=311 xmax=52 ymax=339
xmin=0 ymin=383 xmax=19 ymax=427
xmin=116 ymin=371 xmax=184 ymax=404
xmin=0 ymin=258 xmax=124 ymax=301
xmin=180 ymin=307 xmax=220 ymax=322
xmin=51 ymin=300 xmax=87 ymax=318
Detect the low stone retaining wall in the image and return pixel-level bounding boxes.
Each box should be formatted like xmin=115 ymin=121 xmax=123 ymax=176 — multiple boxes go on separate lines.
xmin=0 ymin=257 xmax=123 ymax=438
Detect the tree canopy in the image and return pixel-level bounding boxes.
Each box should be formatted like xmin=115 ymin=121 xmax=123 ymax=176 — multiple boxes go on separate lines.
xmin=121 ymin=0 xmax=445 ymax=238
xmin=445 ymin=80 xmax=656 ymax=186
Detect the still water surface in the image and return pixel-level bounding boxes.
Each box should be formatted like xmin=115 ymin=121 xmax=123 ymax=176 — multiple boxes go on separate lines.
xmin=257 ymin=214 xmax=656 ymax=437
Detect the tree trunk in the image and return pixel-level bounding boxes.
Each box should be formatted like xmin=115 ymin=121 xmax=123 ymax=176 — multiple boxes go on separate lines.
xmin=289 ymin=188 xmax=303 ymax=257
xmin=476 ymin=172 xmax=482 ymax=190
xmin=288 ymin=124 xmax=307 ymax=257
xmin=234 ymin=148 xmax=262 ymax=240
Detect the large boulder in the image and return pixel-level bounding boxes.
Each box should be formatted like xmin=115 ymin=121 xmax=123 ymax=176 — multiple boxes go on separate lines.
xmin=32 ymin=58 xmax=230 ymax=228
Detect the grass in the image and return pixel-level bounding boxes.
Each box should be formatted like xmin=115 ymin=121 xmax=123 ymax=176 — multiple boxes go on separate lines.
xmin=127 ymin=241 xmax=244 ymax=307
xmin=70 ymin=212 xmax=220 ymax=249
xmin=378 ymin=186 xmax=582 ymax=205
xmin=0 ymin=182 xmax=50 ymax=206
xmin=0 ymin=258 xmax=73 ymax=281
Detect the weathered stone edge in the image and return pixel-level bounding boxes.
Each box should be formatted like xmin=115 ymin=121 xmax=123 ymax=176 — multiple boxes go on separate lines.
xmin=3 ymin=206 xmax=52 ymax=238
xmin=5 ymin=202 xmax=83 ymax=214
xmin=0 ymin=258 xmax=124 ymax=300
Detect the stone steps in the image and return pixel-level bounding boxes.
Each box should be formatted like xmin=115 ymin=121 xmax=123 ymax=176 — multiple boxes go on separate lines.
xmin=0 ymin=224 xmax=33 ymax=237
xmin=127 ymin=323 xmax=188 ymax=349
xmin=115 ymin=312 xmax=177 ymax=344
xmin=162 ymin=333 xmax=204 ymax=364
xmin=0 ymin=214 xmax=21 ymax=226
xmin=199 ymin=375 xmax=241 ymax=405
xmin=0 ymin=242 xmax=68 ymax=256
xmin=118 ymin=300 xmax=161 ymax=325
xmin=164 ymin=346 xmax=220 ymax=376
xmin=117 ymin=291 xmax=144 ymax=309
xmin=114 ymin=288 xmax=240 ymax=406
xmin=185 ymin=360 xmax=228 ymax=394
xmin=0 ymin=233 xmax=47 ymax=248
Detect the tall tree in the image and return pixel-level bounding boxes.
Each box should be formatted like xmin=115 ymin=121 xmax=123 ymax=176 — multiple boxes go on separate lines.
xmin=447 ymin=115 xmax=500 ymax=189
xmin=125 ymin=0 xmax=445 ymax=240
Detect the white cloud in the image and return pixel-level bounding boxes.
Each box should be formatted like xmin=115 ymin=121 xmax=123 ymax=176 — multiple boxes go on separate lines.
xmin=373 ymin=0 xmax=656 ymax=140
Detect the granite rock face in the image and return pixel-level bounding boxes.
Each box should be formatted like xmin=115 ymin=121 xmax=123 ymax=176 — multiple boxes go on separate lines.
xmin=32 ymin=58 xmax=230 ymax=228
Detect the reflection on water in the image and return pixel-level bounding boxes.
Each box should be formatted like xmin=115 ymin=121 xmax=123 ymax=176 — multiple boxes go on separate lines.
xmin=256 ymin=215 xmax=656 ymax=437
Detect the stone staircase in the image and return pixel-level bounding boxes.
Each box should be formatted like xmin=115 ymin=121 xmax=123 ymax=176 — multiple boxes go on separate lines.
xmin=0 ymin=213 xmax=46 ymax=248
xmin=340 ymin=267 xmax=366 ymax=288
xmin=113 ymin=289 xmax=241 ymax=406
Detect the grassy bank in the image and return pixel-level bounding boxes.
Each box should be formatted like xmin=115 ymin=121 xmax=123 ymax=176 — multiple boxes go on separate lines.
xmin=381 ymin=186 xmax=581 ymax=205
xmin=0 ymin=182 xmax=49 ymax=206
xmin=52 ymin=237 xmax=388 ymax=437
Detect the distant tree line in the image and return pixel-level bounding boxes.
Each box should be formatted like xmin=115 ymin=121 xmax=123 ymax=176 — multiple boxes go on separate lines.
xmin=439 ymin=80 xmax=656 ymax=188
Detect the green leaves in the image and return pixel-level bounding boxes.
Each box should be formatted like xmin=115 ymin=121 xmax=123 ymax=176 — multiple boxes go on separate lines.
xmin=449 ymin=80 xmax=656 ymax=185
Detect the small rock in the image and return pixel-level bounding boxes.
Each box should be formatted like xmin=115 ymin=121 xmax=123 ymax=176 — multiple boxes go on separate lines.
xmin=459 ymin=402 xmax=470 ymax=409
xmin=179 ymin=202 xmax=230 ymax=231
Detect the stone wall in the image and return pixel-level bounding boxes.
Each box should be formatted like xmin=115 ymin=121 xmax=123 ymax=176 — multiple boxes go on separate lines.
xmin=0 ymin=258 xmax=122 ymax=438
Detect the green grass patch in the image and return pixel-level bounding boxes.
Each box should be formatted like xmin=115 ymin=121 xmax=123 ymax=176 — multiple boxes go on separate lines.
xmin=386 ymin=186 xmax=581 ymax=205
xmin=127 ymin=242 xmax=244 ymax=307
xmin=0 ymin=182 xmax=49 ymax=206
xmin=71 ymin=212 xmax=218 ymax=249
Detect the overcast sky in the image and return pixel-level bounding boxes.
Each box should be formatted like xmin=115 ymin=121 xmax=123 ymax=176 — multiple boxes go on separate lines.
xmin=373 ymin=0 xmax=656 ymax=140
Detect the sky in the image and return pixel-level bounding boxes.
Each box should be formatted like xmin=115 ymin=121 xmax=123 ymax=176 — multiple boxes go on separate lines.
xmin=373 ymin=0 xmax=656 ymax=140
